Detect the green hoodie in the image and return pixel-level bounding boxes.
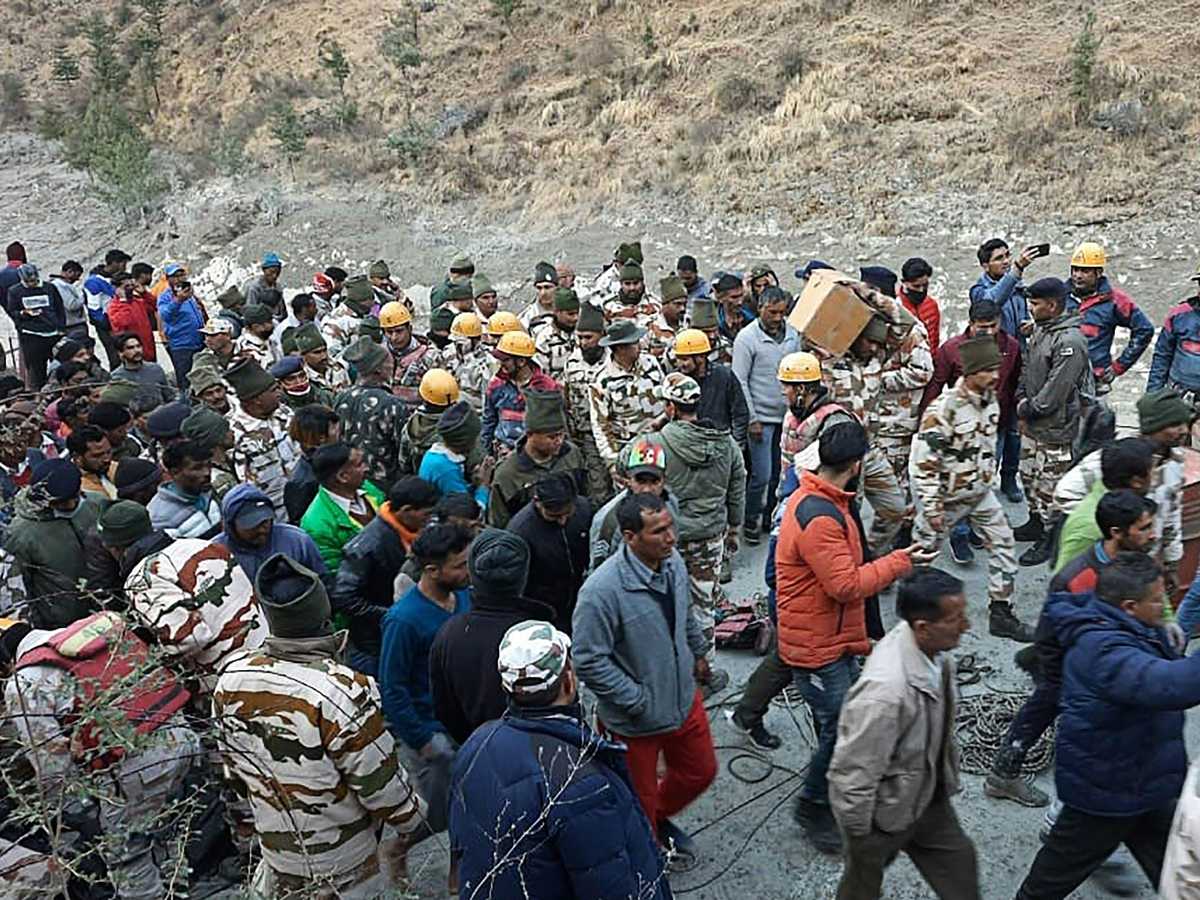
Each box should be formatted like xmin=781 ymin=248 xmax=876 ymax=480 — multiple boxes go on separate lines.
xmin=622 ymin=418 xmax=745 ymax=542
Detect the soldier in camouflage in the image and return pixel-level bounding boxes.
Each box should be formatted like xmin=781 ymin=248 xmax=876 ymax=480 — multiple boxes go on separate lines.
xmin=398 ymin=369 xmax=459 ymax=477
xmin=518 ymin=261 xmax=560 ymax=333
xmin=601 ymin=261 xmax=661 ymax=330
xmin=442 ymin=312 xmax=491 ymax=410
xmin=234 ymin=304 xmax=280 ymax=371
xmin=123 ymin=538 xmax=268 ymax=695
xmin=193 ymin=317 xmax=237 ymax=373
xmin=321 ymin=275 xmax=375 ymax=357
xmin=562 ymin=302 xmax=612 ymax=506
xmin=876 ymin=318 xmax=934 ymax=489
xmin=188 ymin=365 xmax=233 ymax=415
xmin=826 ymin=315 xmax=910 ymax=555
xmin=336 ymin=337 xmax=408 ymax=490
xmin=910 ymin=336 xmax=1033 ymax=642
xmin=532 ymin=287 xmax=580 ymax=383
xmin=294 ymin=322 xmax=351 ymax=394
xmin=590 ymin=241 xmax=642 ymax=301
xmin=589 ymin=319 xmax=665 ymax=479
xmin=690 ymin=298 xmax=733 ymax=366
xmin=214 ymin=554 xmax=427 ymax=900
xmin=225 ymin=359 xmax=298 ymax=519
xmin=272 ymin=355 xmax=335 ymax=410
xmin=645 ymin=275 xmax=687 ymax=362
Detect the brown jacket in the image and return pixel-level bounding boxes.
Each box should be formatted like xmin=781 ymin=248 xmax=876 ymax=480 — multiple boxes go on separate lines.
xmin=827 ymin=621 xmax=960 ymax=837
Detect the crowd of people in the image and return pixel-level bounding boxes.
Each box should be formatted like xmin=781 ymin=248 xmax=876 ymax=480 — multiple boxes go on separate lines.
xmin=0 ymin=233 xmax=1199 ymax=899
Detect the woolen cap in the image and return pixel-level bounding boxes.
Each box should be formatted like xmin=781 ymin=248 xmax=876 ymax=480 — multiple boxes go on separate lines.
xmin=341 ymin=336 xmax=389 ymax=376
xmin=958 ymin=335 xmax=1002 ymax=375
xmin=553 ymin=288 xmax=580 ymax=311
xmin=472 ymin=274 xmax=494 ymax=298
xmin=255 ymin=553 xmax=333 ymax=638
xmin=1138 ymin=388 xmax=1195 ymax=433
xmin=690 ymin=299 xmax=719 ymax=329
xmin=615 ymin=242 xmax=643 ymax=265
xmin=469 ymin=528 xmax=530 ymax=598
xmin=97 ymin=501 xmax=153 ymax=547
xmin=660 ymin=275 xmax=686 ymax=302
xmin=446 ymin=281 xmax=474 ymax=302
xmin=217 ymin=286 xmax=245 ymax=310
xmin=860 ymin=315 xmax=891 ymax=344
xmin=437 ymin=401 xmax=481 ymax=453
xmin=576 ymin=302 xmax=604 ymax=333
xmin=343 ymin=275 xmax=373 ymax=305
xmin=181 ymin=405 xmax=231 ymax=445
xmin=31 ymin=458 xmax=81 ymax=500
xmin=293 ymin=323 xmax=326 ymax=353
xmin=524 ymin=389 xmax=566 ymax=433
xmin=114 ymin=457 xmax=163 ymax=499
xmin=534 ymin=261 xmax=558 ymax=286
xmin=224 ymin=359 xmax=277 ymax=401
xmin=243 ymin=304 xmax=274 ymax=326
xmin=619 ymin=262 xmax=644 ymax=282
xmin=369 ymin=259 xmax=390 ymax=279
xmin=146 ymin=402 xmax=193 ymax=440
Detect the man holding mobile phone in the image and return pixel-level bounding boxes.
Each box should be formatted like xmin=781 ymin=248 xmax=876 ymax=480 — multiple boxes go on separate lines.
xmin=1065 ymin=242 xmax=1154 ymax=394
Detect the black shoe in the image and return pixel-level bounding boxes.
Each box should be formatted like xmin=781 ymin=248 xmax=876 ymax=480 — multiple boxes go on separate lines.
xmin=719 ymin=556 xmax=733 ymax=585
xmin=1014 ymin=644 xmax=1038 ymax=675
xmin=1000 ymin=472 xmax=1025 ymax=503
xmin=794 ymin=799 xmax=842 ymax=855
xmin=1012 ymin=513 xmax=1044 ymax=543
xmin=725 ymin=708 xmax=783 ymax=751
xmin=1019 ymin=532 xmax=1054 ymax=567
xmin=743 ymin=525 xmax=761 ymax=546
xmin=989 ymin=603 xmax=1036 ymax=642
xmin=949 ymin=529 xmax=975 ymax=565
xmin=967 ymin=526 xmax=985 ymax=549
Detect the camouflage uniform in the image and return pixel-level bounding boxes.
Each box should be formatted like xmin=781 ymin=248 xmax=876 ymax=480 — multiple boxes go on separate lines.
xmin=321 ymin=302 xmax=368 ymax=357
xmin=192 ymin=348 xmax=233 ymax=374
xmin=588 ymin=353 xmax=666 ymax=472
xmin=442 ymin=339 xmax=492 ymax=410
xmin=532 ymin=321 xmax=576 ymax=384
xmin=0 ymin=837 xmax=61 ymax=899
xmin=234 ymin=332 xmax=280 ymax=371
xmin=518 ymin=299 xmax=555 ymax=333
xmin=389 ymin=336 xmax=436 ymax=413
xmin=212 ymin=457 xmax=238 ymax=500
xmin=306 ymin=359 xmax=351 ymax=395
xmin=827 ymin=355 xmax=909 ymax=554
xmin=644 ymin=312 xmax=679 ymax=362
xmin=229 ymin=405 xmax=298 ymax=518
xmin=123 ymin=539 xmax=268 ymax=696
xmin=563 ymin=347 xmax=611 ymax=505
xmin=910 ymin=386 xmax=1017 ymax=606
xmin=335 ymin=383 xmax=409 ymax=489
xmin=214 ymin=637 xmax=427 ymax=898
xmin=601 ymin=293 xmax=661 ymax=330
xmin=1020 ymin=438 xmax=1077 ymax=521
xmin=778 ymin=398 xmax=857 ymax=490
xmin=876 ymin=321 xmax=935 ymax=488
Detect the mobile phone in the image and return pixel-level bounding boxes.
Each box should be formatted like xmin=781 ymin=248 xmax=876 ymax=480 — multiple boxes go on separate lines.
xmin=1028 ymin=243 xmax=1051 ymax=259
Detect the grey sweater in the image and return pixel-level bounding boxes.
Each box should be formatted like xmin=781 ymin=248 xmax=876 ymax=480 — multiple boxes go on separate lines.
xmin=732 ymin=319 xmax=801 ymax=425
xmin=573 ymin=545 xmax=706 ymax=736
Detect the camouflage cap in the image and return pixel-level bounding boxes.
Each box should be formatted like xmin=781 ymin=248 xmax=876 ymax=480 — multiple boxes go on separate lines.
xmin=188 ymin=365 xmax=224 ymax=398
xmin=217 ymin=285 xmax=246 ymax=310
xmin=661 ymin=371 xmax=701 ymax=405
xmin=497 ymin=620 xmax=571 ymax=696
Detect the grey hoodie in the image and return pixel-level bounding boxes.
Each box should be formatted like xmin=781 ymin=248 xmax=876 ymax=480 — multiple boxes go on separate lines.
xmin=573 ymin=545 xmax=706 ymax=737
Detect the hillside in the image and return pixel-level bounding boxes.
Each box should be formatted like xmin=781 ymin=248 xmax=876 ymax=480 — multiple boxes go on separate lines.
xmin=4 ymin=0 xmax=1200 ymax=230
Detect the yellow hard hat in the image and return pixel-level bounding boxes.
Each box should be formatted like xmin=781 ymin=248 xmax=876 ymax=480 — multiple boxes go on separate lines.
xmin=419 ymin=368 xmax=460 ymax=406
xmin=496 ymin=330 xmax=537 ymax=358
xmin=673 ymin=328 xmax=712 ymax=356
xmin=1070 ymin=242 xmax=1106 ymax=268
xmin=777 ymin=351 xmax=823 ymax=383
xmin=487 ymin=311 xmax=523 ymax=335
xmin=450 ymin=311 xmax=483 ymax=338
xmin=379 ymin=301 xmax=412 ymax=329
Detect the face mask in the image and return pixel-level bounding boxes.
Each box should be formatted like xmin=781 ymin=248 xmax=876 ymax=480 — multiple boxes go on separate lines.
xmin=844 ymin=474 xmax=861 ymax=494
xmin=284 ymin=378 xmax=311 ymax=396
xmin=906 ymin=289 xmax=927 ymax=303
xmin=429 ymin=334 xmax=450 ymax=350
xmin=582 ymin=346 xmax=605 ymax=364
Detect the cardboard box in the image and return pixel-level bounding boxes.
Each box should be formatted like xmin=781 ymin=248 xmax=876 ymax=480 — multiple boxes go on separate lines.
xmin=787 ymin=269 xmax=875 ymax=358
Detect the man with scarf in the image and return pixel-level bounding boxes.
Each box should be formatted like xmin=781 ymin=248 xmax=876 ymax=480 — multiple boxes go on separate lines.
xmin=271 ymin=355 xmax=334 ymax=409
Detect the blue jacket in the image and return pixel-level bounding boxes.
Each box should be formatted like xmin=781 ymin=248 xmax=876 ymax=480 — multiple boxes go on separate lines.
xmin=970 ymin=270 xmax=1028 ymax=350
xmin=157 ymin=289 xmax=206 ymax=350
xmin=1047 ymin=591 xmax=1200 ymax=816
xmin=214 ymin=484 xmax=329 ymax=586
xmin=1065 ymin=276 xmax=1153 ymax=377
xmin=379 ymin=583 xmax=470 ymax=750
xmin=450 ymin=704 xmax=671 ymax=900
xmin=1148 ymin=296 xmax=1200 ymax=392
xmin=418 ymin=443 xmax=489 ymax=508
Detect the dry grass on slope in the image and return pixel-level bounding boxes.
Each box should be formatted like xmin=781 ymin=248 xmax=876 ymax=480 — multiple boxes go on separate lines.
xmin=6 ymin=0 xmax=1200 ymax=227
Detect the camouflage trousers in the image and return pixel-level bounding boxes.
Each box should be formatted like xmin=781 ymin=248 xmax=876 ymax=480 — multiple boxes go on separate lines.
xmin=1019 ymin=436 xmax=1075 ymax=519
xmin=580 ymin=434 xmax=614 ymax=509
xmin=914 ymin=491 xmax=1017 ymax=607
xmin=862 ymin=447 xmax=910 ymax=556
xmin=877 ymin=431 xmax=917 ymax=505
xmin=99 ymin=723 xmax=200 ymax=900
xmin=251 ymin=853 xmax=391 ymax=900
xmin=0 ymin=837 xmax=62 ymax=899
xmin=679 ymin=533 xmax=726 ymax=659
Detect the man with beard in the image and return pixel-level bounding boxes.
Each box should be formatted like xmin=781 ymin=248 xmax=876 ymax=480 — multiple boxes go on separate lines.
xmin=646 ymin=275 xmax=687 ymax=362
xmin=910 ymin=337 xmax=1030 ymax=641
xmin=234 ymin=303 xmax=280 ymax=370
xmin=601 ymin=261 xmax=661 ymax=331
xmin=532 ymin=287 xmax=579 ymax=383
xmin=187 ymin=366 xmax=232 ymax=415
xmin=519 ymin=261 xmax=560 ymax=333
xmin=193 ymin=317 xmax=237 ymax=373
xmin=148 ymin=439 xmax=222 ymax=538
xmin=562 ymin=302 xmax=611 ymax=505
xmin=369 ymin=259 xmax=405 ymax=309
xmin=379 ymin=301 xmax=434 ymax=413
xmin=271 ymin=355 xmax=334 ymax=410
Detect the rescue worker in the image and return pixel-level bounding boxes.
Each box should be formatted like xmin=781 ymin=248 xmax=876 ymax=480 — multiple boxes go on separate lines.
xmin=398 ymin=369 xmax=460 ymax=477
xmin=379 ymin=301 xmax=433 ymax=413
xmin=645 ymin=275 xmax=687 ymax=361
xmin=1148 ymin=261 xmax=1200 ymax=402
xmin=481 ymin=330 xmax=559 ymax=455
xmin=443 ymin=312 xmax=490 ymax=410
xmin=225 ymin=359 xmax=298 ymax=519
xmin=589 ymin=319 xmax=666 ymax=481
xmin=602 ymin=261 xmax=661 ymax=330
xmin=336 ymin=336 xmax=409 ymax=490
xmin=518 ymin=261 xmax=560 ymax=332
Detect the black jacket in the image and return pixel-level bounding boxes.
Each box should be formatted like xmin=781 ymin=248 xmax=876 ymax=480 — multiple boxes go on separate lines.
xmin=697 ymin=363 xmax=750 ymax=448
xmin=329 ymin=514 xmax=406 ymax=656
xmin=6 ymin=282 xmax=65 ymax=336
xmin=508 ymin=499 xmax=591 ymax=632
xmin=429 ymin=593 xmax=558 ymax=745
xmin=284 ymin=452 xmax=319 ymax=524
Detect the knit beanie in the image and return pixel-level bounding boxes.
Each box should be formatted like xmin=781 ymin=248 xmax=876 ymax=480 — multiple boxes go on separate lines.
xmin=255 ymin=553 xmax=333 ymax=638
xmin=468 ymin=528 xmax=530 ymax=598
xmin=437 ymin=401 xmax=481 ymax=454
xmin=114 ymin=457 xmax=163 ymax=499
xmin=97 ymin=501 xmax=153 ymax=547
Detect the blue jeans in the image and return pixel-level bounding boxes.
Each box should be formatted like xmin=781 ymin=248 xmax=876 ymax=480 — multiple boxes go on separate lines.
xmin=348 ymin=647 xmax=379 ymax=678
xmin=167 ymin=346 xmax=198 ymax=396
xmin=793 ymin=655 xmax=861 ymax=804
xmin=999 ymin=424 xmax=1021 ymax=478
xmin=746 ymin=422 xmax=782 ymax=530
xmin=1176 ymin=570 xmax=1200 ymax=639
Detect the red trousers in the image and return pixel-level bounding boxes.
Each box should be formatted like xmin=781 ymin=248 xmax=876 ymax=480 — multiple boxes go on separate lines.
xmin=610 ymin=690 xmax=717 ymax=837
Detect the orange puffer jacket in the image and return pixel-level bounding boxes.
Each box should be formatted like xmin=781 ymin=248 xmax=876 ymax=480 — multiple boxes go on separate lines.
xmin=775 ymin=470 xmax=912 ymax=669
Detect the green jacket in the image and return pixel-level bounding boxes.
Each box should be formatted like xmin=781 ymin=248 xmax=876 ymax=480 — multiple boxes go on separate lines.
xmin=3 ymin=487 xmax=102 ymax=629
xmin=1055 ymin=479 xmax=1104 ymax=572
xmin=622 ymin=418 xmax=745 ymax=542
xmin=486 ymin=439 xmax=586 ymax=529
xmin=300 ymin=481 xmax=385 ymax=573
